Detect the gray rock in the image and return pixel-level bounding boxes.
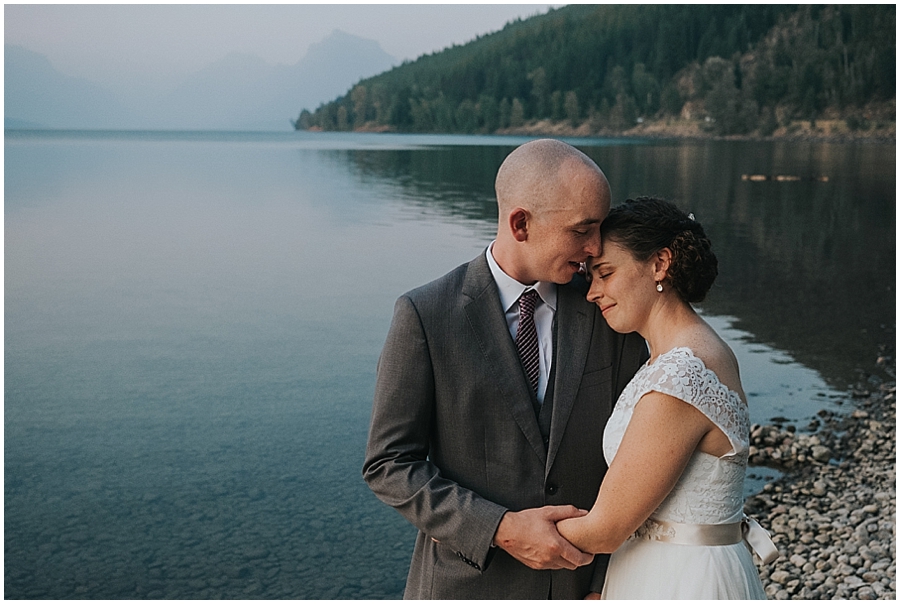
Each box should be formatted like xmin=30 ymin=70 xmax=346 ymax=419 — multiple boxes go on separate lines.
xmin=811 ymin=445 xmax=831 ymax=461
xmin=858 ymin=586 xmax=877 ymax=599
xmin=770 ymin=570 xmax=793 ymax=584
xmin=844 ymin=575 xmax=864 ymax=587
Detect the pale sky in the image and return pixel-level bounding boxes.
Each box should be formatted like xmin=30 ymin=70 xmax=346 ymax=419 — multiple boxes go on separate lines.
xmin=5 ymin=4 xmax=559 ymax=89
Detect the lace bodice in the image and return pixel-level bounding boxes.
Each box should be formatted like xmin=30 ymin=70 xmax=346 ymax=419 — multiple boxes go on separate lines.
xmin=604 ymin=347 xmax=750 ymax=526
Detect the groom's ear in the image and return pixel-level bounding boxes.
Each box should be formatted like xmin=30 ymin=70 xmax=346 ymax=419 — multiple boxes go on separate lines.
xmin=509 ymin=208 xmax=530 ymax=242
xmin=653 ymin=248 xmax=673 ymax=280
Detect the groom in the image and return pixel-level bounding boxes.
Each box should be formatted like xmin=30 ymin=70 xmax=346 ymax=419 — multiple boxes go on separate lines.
xmin=363 ymin=139 xmax=648 ymax=599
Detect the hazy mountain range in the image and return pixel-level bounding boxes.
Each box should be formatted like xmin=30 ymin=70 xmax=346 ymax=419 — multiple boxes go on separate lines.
xmin=5 ymin=30 xmax=396 ymax=131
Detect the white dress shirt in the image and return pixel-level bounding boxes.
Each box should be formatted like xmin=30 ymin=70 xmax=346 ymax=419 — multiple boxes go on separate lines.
xmin=486 ymin=243 xmax=556 ymax=403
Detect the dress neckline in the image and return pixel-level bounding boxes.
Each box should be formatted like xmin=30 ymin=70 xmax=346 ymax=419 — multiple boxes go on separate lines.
xmin=645 ymin=346 xmax=745 ymax=405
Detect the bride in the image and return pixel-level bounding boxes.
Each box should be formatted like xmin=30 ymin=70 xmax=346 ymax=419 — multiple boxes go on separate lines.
xmin=557 ymin=197 xmax=773 ymax=599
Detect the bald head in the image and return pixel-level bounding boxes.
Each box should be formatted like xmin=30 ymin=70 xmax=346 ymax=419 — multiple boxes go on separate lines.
xmin=491 ymin=139 xmax=613 ymax=285
xmin=495 ymin=139 xmax=610 ymax=218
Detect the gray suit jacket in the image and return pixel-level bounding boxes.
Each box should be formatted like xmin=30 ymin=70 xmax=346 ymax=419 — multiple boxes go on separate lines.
xmin=363 ymin=253 xmax=648 ymax=599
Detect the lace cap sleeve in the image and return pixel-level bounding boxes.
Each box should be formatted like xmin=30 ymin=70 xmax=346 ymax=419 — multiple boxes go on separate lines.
xmin=641 ymin=347 xmax=750 ymax=458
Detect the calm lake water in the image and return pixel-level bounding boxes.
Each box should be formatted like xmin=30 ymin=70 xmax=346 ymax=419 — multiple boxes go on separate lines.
xmin=5 ymin=130 xmax=895 ymax=599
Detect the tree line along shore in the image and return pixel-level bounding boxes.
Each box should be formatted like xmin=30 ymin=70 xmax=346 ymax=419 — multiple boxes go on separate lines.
xmin=488 ymin=109 xmax=896 ymax=144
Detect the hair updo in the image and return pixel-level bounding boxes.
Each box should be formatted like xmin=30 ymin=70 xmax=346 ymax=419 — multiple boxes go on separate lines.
xmin=600 ymin=196 xmax=718 ymax=303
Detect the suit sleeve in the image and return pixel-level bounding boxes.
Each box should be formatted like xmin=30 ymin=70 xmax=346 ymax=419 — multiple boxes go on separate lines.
xmin=588 ymin=330 xmax=650 ymax=594
xmin=362 ymin=295 xmax=508 ymax=571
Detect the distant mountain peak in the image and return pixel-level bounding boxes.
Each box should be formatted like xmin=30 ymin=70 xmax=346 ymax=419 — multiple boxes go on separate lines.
xmin=317 ymin=29 xmax=380 ymax=47
xmin=5 ymin=44 xmax=60 ymax=81
xmin=4 ymin=30 xmax=397 ymax=131
xmin=146 ymin=29 xmax=394 ymax=130
xmin=301 ymin=29 xmax=395 ymax=70
xmin=5 ymin=44 xmax=134 ymax=129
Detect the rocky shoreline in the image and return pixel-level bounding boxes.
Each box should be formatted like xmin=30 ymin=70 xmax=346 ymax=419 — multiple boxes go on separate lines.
xmin=744 ymin=357 xmax=896 ymax=600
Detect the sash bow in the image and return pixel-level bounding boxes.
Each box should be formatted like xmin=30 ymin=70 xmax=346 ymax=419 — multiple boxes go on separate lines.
xmin=632 ymin=515 xmax=779 ymax=564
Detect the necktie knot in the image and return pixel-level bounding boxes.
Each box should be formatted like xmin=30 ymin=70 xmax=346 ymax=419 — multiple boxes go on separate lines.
xmin=518 ymin=288 xmax=539 ymax=318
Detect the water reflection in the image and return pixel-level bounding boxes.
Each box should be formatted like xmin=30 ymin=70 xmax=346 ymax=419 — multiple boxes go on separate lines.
xmin=642 ymin=141 xmax=895 ymax=391
xmin=324 ymin=146 xmax=504 ymax=233
xmin=5 ymin=131 xmax=894 ymax=599
xmin=332 ymin=139 xmax=896 ymax=390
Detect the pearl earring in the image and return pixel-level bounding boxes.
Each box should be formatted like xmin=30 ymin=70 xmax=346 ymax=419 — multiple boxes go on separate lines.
xmin=656 ymin=282 xmax=663 ymax=292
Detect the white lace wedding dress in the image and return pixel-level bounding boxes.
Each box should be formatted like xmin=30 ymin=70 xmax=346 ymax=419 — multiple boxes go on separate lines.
xmin=601 ymin=347 xmax=767 ymax=599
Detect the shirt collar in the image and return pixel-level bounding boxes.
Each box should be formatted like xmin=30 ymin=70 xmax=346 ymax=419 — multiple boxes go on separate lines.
xmin=486 ymin=242 xmax=557 ymax=313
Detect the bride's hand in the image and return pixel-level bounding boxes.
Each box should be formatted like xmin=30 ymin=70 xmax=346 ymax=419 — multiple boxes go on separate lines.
xmin=584 ymin=593 xmax=602 ymax=600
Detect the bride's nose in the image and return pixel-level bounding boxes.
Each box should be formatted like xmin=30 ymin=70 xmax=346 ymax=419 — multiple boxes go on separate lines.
xmin=587 ymin=278 xmax=603 ymax=304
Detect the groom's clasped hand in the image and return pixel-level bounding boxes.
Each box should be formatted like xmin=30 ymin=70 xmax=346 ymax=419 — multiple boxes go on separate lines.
xmin=492 ymin=505 xmax=592 ymax=571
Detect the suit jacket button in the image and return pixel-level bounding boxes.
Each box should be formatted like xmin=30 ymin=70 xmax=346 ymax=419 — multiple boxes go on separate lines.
xmin=546 ymin=484 xmax=558 ymax=495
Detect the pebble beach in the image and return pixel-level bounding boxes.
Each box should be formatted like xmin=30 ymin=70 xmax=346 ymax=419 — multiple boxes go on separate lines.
xmin=745 ymin=355 xmax=896 ymax=600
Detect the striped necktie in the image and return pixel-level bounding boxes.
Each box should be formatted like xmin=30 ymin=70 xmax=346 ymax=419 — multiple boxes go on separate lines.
xmin=516 ymin=289 xmax=540 ymax=394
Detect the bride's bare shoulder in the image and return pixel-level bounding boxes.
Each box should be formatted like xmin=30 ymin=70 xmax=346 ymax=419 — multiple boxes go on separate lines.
xmin=680 ymin=323 xmax=744 ymax=398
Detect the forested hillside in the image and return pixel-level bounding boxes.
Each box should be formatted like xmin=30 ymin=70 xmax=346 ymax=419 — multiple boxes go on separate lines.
xmin=296 ymin=5 xmax=895 ymax=137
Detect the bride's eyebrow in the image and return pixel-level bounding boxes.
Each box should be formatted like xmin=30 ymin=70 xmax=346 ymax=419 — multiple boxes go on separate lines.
xmin=590 ymin=260 xmax=610 ymax=272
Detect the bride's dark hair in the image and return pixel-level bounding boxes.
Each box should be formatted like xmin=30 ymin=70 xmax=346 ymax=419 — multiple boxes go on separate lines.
xmin=600 ymin=196 xmax=718 ymax=303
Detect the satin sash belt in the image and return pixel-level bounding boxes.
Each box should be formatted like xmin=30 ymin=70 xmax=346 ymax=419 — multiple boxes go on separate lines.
xmin=637 ymin=515 xmax=780 ymax=564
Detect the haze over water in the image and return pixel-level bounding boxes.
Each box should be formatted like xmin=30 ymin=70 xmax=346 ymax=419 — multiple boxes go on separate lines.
xmin=5 ymin=131 xmax=895 ymax=598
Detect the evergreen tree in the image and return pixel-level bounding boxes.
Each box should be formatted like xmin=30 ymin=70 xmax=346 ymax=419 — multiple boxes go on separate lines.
xmin=298 ymin=5 xmax=894 ymax=135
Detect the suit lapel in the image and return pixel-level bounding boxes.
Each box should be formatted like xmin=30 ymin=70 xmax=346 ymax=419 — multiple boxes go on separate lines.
xmin=462 ymin=254 xmax=547 ymax=466
xmin=545 ymin=282 xmax=594 ymax=474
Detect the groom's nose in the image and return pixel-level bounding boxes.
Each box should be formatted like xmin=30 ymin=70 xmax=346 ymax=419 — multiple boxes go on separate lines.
xmin=584 ymin=234 xmax=601 ymax=258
